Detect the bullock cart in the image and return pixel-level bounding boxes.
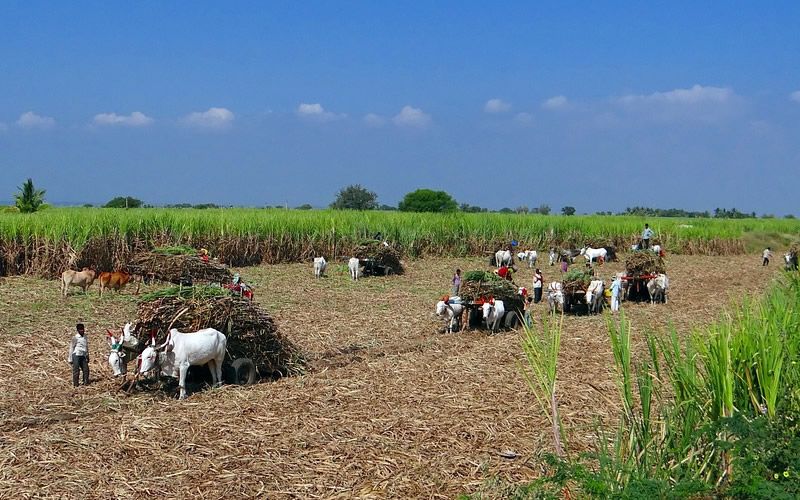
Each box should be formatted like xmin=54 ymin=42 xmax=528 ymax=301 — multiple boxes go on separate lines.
xmin=125 ymin=251 xmax=232 ymax=286
xmin=130 ymin=286 xmax=302 ymax=392
xmin=458 ymin=271 xmax=524 ymax=331
xmin=623 ymin=251 xmax=667 ymax=303
xmin=560 ymin=269 xmax=597 ymax=314
xmin=353 ymin=240 xmax=404 ymax=276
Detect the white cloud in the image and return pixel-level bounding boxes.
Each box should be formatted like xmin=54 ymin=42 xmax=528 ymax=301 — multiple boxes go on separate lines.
xmin=484 ymin=98 xmax=511 ymax=113
xmin=618 ymin=84 xmax=734 ymax=105
xmin=790 ymin=91 xmax=800 ymax=103
xmin=17 ymin=111 xmax=56 ymax=129
xmin=93 ymin=111 xmax=153 ymax=127
xmin=615 ymin=85 xmax=740 ymax=123
xmin=542 ymin=95 xmax=569 ymax=110
xmin=392 ymin=105 xmax=431 ymax=128
xmin=514 ymin=112 xmax=533 ymax=125
xmin=363 ymin=113 xmax=386 ymax=127
xmin=296 ymin=103 xmax=345 ymax=122
xmin=181 ymin=107 xmax=235 ymax=129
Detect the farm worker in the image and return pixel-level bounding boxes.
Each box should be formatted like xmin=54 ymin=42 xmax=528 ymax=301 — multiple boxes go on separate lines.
xmin=452 ymin=269 xmax=462 ymax=296
xmin=641 ymin=224 xmax=654 ymax=249
xmin=560 ymin=259 xmax=568 ymax=274
xmin=610 ymin=276 xmax=622 ymax=313
xmin=523 ymin=296 xmax=534 ymax=327
xmin=497 ymin=265 xmax=515 ymax=281
xmin=68 ymin=323 xmax=90 ymax=387
xmin=762 ymin=247 xmax=773 ymax=266
xmin=532 ymin=268 xmax=543 ymax=303
xmin=198 ymin=248 xmax=210 ymax=263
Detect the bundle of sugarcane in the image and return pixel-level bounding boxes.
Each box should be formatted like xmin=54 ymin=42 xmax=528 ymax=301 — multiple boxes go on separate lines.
xmin=126 ymin=251 xmax=232 ymax=284
xmin=352 ymin=240 xmax=405 ymax=275
xmin=562 ymin=269 xmax=592 ymax=294
xmin=458 ymin=270 xmax=523 ymax=311
xmin=134 ymin=286 xmax=303 ymax=376
xmin=624 ymin=251 xmax=666 ymax=276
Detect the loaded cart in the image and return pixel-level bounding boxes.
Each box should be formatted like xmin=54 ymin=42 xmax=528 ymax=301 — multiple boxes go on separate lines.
xmin=131 ymin=286 xmax=303 ymax=392
xmin=457 ymin=271 xmax=524 ymax=331
xmin=623 ymin=251 xmax=667 ymax=303
xmin=353 ymin=240 xmax=405 ymax=277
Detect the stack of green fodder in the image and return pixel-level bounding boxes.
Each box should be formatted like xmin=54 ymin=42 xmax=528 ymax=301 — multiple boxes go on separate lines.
xmin=562 ymin=269 xmax=592 ymax=294
xmin=353 ymin=239 xmax=405 ymax=275
xmin=624 ymin=250 xmax=666 ymax=276
xmin=135 ymin=285 xmax=303 ymax=377
xmin=458 ymin=270 xmax=524 ymax=311
xmin=126 ymin=251 xmax=232 ymax=284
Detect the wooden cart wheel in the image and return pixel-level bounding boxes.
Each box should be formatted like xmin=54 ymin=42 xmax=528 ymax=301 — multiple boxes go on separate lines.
xmin=230 ymin=358 xmax=257 ymax=385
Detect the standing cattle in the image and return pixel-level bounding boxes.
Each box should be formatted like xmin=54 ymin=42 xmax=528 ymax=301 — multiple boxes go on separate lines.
xmin=482 ymin=300 xmax=506 ymax=333
xmin=517 ymin=250 xmax=538 ymax=268
xmin=138 ymin=327 xmax=227 ymax=400
xmin=106 ymin=322 xmax=140 ymax=376
xmin=580 ymin=246 xmax=608 ymax=265
xmin=494 ymin=249 xmax=512 ymax=267
xmin=348 ymin=257 xmax=360 ymax=281
xmin=646 ymin=274 xmax=669 ymax=304
xmin=61 ymin=268 xmax=97 ymax=297
xmin=313 ymin=257 xmax=327 ymax=278
xmin=548 ymin=248 xmax=558 ymax=266
xmin=435 ymin=298 xmax=464 ymax=333
xmin=98 ymin=271 xmax=136 ymax=297
xmin=585 ymin=280 xmax=605 ymax=314
xmin=547 ymin=282 xmax=564 ymax=314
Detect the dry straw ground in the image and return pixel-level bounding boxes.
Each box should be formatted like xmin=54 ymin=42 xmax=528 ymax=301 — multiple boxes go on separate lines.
xmin=0 ymin=254 xmax=779 ymax=498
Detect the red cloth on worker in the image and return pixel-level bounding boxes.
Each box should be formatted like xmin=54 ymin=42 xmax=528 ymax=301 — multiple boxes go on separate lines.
xmin=497 ymin=266 xmax=509 ymax=279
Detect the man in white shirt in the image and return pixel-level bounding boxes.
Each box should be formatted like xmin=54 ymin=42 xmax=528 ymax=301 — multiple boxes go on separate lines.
xmin=762 ymin=247 xmax=773 ymax=266
xmin=641 ymin=224 xmax=654 ymax=249
xmin=68 ymin=323 xmax=89 ymax=387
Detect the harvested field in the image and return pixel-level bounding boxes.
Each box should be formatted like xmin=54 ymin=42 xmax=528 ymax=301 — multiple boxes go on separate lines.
xmin=0 ymin=254 xmax=780 ymax=498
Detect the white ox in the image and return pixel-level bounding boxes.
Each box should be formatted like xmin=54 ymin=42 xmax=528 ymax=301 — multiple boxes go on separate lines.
xmin=482 ymin=300 xmax=506 ymax=333
xmin=585 ymin=280 xmax=605 ymax=314
xmin=61 ymin=268 xmax=96 ymax=297
xmin=313 ymin=256 xmax=327 ymax=278
xmin=495 ymin=249 xmax=512 ymax=267
xmin=580 ymin=246 xmax=608 ymax=265
xmin=548 ymin=248 xmax=558 ymax=266
xmin=435 ymin=298 xmax=464 ymax=333
xmin=348 ymin=257 xmax=360 ymax=281
xmin=107 ymin=322 xmax=139 ymax=377
xmin=646 ymin=273 xmax=669 ymax=304
xmin=547 ymin=282 xmax=564 ymax=314
xmin=517 ymin=250 xmax=538 ymax=268
xmin=138 ymin=328 xmax=227 ymax=399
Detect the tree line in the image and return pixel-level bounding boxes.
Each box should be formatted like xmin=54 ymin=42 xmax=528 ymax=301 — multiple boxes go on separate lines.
xmin=7 ymin=179 xmax=795 ymax=218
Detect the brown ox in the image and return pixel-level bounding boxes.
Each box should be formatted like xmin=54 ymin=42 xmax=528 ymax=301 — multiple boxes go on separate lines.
xmin=61 ymin=268 xmax=97 ymax=297
xmin=98 ymin=271 xmax=139 ymax=296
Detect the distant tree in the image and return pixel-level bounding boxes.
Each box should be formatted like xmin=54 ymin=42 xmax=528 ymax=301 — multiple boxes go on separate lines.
xmin=537 ymin=204 xmax=551 ymax=215
xmin=296 ymin=204 xmax=313 ymax=210
xmin=193 ymin=203 xmax=219 ymax=209
xmin=460 ymin=203 xmax=486 ymax=213
xmin=330 ymin=184 xmax=378 ymax=210
xmin=398 ymin=189 xmax=457 ymax=212
xmin=785 ymin=214 xmax=796 ymax=219
xmin=104 ymin=196 xmax=143 ymax=209
xmin=82 ymin=203 xmax=93 ymax=208
xmin=561 ymin=206 xmax=576 ymax=216
xmin=378 ymin=204 xmax=398 ymax=211
xmin=14 ymin=178 xmax=46 ymax=213
xmin=515 ymin=205 xmax=529 ymax=214
xmin=498 ymin=207 xmax=514 ymax=214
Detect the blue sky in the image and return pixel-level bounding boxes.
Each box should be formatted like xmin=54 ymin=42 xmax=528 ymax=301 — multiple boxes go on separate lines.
xmin=1 ymin=1 xmax=799 ymax=213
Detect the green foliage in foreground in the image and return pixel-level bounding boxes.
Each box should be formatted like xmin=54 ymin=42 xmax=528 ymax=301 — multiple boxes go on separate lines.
xmin=501 ymin=272 xmax=800 ymax=499
xmin=1 ymin=207 xmax=799 ymax=254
